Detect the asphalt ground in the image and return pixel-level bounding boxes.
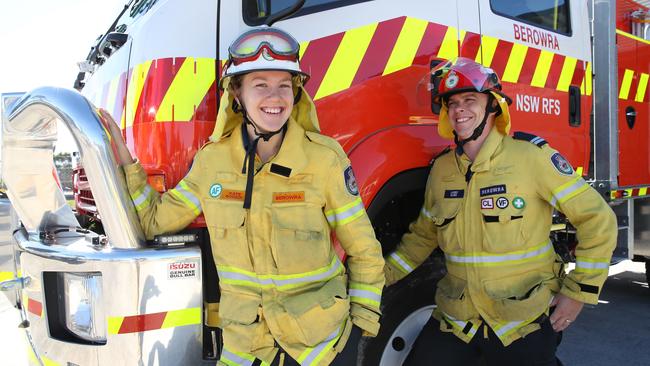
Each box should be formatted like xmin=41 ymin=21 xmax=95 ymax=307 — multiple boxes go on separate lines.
xmin=0 ymin=261 xmax=647 ymax=366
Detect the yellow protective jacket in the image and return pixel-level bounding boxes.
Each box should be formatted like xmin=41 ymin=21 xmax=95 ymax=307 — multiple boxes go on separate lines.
xmin=385 ymin=127 xmax=617 ymax=346
xmin=124 ymin=84 xmax=384 ymax=365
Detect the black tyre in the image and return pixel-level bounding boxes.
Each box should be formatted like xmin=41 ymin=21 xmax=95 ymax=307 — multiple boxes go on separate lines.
xmin=360 ymin=254 xmax=444 ymax=366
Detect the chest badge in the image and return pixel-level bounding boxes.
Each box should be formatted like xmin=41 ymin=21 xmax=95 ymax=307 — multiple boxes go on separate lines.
xmin=481 ymin=198 xmax=494 ymax=209
xmin=513 ymin=196 xmax=525 ymax=209
xmin=496 ymin=197 xmax=509 ymax=209
xmin=209 ymin=184 xmax=222 ymax=198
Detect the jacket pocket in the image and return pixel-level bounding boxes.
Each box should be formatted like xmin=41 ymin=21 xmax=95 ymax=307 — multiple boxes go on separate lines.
xmin=429 ymin=202 xmax=462 ymax=253
xmin=204 ymin=201 xmax=252 ymax=270
xmin=480 ymin=194 xmax=527 ymax=253
xmin=271 ymin=203 xmax=331 ymax=274
xmin=435 ymin=272 xmax=477 ymax=320
xmin=276 ymin=275 xmax=350 ymax=346
xmin=483 ymin=272 xmax=559 ymax=322
xmin=219 ymin=290 xmax=261 ymax=352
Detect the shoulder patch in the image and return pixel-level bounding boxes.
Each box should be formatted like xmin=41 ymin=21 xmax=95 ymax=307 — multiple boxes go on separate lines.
xmin=429 ymin=146 xmax=452 ymax=166
xmin=550 ymin=152 xmax=574 ymax=175
xmin=344 ymin=166 xmax=359 ymax=195
xmin=513 ymin=131 xmax=547 ymax=148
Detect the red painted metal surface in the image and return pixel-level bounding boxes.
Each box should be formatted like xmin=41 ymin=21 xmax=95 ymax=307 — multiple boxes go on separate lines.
xmin=617 ymin=29 xmax=650 ymax=187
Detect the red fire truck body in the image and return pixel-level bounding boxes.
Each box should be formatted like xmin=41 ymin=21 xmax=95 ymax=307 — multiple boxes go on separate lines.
xmin=2 ymin=1 xmax=650 ymax=365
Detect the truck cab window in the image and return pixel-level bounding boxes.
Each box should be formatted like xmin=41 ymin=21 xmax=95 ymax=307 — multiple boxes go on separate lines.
xmin=490 ymin=0 xmax=571 ymax=35
xmin=243 ymin=0 xmax=373 ymax=25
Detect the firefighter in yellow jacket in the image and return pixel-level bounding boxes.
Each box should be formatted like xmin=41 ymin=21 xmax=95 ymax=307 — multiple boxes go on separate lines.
xmin=103 ymin=27 xmax=384 ymax=366
xmin=384 ymin=57 xmax=617 ymax=365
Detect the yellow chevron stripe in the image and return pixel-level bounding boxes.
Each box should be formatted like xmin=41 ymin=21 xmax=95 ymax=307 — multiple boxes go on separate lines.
xmin=531 ymin=50 xmax=554 ymax=88
xmin=299 ymin=41 xmax=310 ymax=60
xmin=476 ymin=35 xmax=498 ymax=66
xmin=619 ymin=69 xmax=634 ymax=99
xmin=156 ymin=57 xmax=215 ymax=122
xmin=437 ymin=26 xmax=460 ymax=61
xmin=316 ymin=23 xmax=378 ymax=100
xmin=383 ymin=17 xmax=428 ymax=75
xmin=124 ymin=60 xmax=152 ymax=128
xmin=634 ymin=72 xmax=649 ymax=102
xmin=501 ymin=43 xmax=528 ymax=83
xmin=107 ymin=316 xmax=123 ymax=335
xmin=0 ymin=271 xmax=14 ymax=282
xmin=160 ymin=307 xmax=201 ymax=329
xmin=459 ymin=30 xmax=467 ymax=46
xmin=640 ymin=187 xmax=648 ymax=196
xmin=556 ymin=56 xmax=577 ymax=92
xmin=576 ymin=166 xmax=583 ymax=176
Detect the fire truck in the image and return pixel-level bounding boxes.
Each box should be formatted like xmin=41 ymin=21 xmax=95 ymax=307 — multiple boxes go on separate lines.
xmin=2 ymin=0 xmax=650 ymax=365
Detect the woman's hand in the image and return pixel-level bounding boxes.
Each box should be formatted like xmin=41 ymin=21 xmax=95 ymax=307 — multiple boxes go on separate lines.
xmin=98 ymin=109 xmax=135 ymax=166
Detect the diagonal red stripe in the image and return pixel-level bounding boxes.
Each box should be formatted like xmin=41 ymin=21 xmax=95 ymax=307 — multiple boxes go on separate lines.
xmin=351 ymin=17 xmax=406 ymax=86
xmin=489 ymin=40 xmax=513 ymax=78
xmin=27 ymin=298 xmax=42 ymax=317
xmin=192 ymin=79 xmax=218 ymax=123
xmin=414 ymin=22 xmax=448 ymax=65
xmin=518 ymin=47 xmax=541 ymax=85
xmin=545 ymin=54 xmax=565 ymax=89
xmin=570 ymin=61 xmax=585 ymax=89
xmin=118 ymin=311 xmax=167 ymax=334
xmin=460 ymin=32 xmax=481 ymax=60
xmin=300 ymin=33 xmax=345 ymax=97
xmin=133 ymin=57 xmax=183 ymax=125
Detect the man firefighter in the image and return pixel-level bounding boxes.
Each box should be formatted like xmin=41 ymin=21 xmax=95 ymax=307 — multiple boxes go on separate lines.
xmin=104 ymin=27 xmax=384 ymax=366
xmin=384 ymin=57 xmax=617 ymax=365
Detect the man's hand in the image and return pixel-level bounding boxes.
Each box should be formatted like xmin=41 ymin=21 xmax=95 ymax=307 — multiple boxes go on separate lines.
xmin=549 ymin=293 xmax=584 ymax=332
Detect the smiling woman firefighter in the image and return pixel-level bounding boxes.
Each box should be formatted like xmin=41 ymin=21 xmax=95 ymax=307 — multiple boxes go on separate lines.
xmin=102 ymin=27 xmax=384 ymax=366
xmin=384 ymin=57 xmax=617 ymax=365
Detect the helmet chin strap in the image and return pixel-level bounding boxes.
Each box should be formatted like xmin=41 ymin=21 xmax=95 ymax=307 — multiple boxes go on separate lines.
xmin=453 ymin=94 xmax=496 ymax=155
xmin=239 ymin=102 xmax=288 ymax=209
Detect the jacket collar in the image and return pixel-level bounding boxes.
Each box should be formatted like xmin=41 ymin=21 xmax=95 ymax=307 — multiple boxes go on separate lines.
xmin=229 ymin=118 xmax=308 ymax=178
xmin=455 ymin=126 xmax=505 ymax=174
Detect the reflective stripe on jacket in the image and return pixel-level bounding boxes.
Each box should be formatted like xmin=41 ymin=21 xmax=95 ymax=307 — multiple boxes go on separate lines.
xmin=385 ymin=127 xmax=616 ymax=346
xmin=125 ymin=119 xmax=384 ymax=364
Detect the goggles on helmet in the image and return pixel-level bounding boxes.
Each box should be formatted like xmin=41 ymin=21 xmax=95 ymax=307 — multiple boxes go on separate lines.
xmin=228 ymin=28 xmax=300 ymax=66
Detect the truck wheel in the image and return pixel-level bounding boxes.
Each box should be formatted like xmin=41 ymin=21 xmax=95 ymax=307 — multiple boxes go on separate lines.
xmin=360 ymin=255 xmax=443 ymax=366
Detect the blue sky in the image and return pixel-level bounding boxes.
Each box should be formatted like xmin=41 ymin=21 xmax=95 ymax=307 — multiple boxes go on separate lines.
xmin=0 ymin=0 xmax=125 ymax=152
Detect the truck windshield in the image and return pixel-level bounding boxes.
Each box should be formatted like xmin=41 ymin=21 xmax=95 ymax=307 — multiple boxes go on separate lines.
xmin=490 ymin=0 xmax=571 ymax=35
xmin=243 ymin=0 xmax=373 ymax=25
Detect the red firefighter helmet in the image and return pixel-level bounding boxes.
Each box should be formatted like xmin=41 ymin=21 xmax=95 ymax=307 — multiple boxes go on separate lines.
xmin=431 ymin=57 xmax=512 ymax=140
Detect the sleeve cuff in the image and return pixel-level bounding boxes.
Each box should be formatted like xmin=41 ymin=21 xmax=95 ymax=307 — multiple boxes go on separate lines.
xmin=350 ymin=303 xmax=380 ymax=337
xmin=560 ymin=276 xmax=600 ymax=305
xmin=123 ymin=160 xmax=146 ymax=186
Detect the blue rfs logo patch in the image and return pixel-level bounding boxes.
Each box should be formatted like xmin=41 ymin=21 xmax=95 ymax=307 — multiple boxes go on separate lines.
xmin=550 ymin=152 xmax=574 ymax=176
xmin=344 ymin=166 xmax=359 ymax=196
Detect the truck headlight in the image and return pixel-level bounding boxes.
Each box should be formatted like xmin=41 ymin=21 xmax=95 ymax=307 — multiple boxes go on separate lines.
xmin=62 ymin=272 xmax=106 ymax=342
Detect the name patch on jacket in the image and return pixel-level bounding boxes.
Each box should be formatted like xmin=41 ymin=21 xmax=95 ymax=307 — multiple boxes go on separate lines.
xmin=273 ymin=191 xmax=305 ymax=203
xmin=444 ymin=189 xmax=464 ymax=198
xmin=221 ymin=189 xmax=245 ymax=201
xmin=480 ymin=184 xmax=506 ymax=197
